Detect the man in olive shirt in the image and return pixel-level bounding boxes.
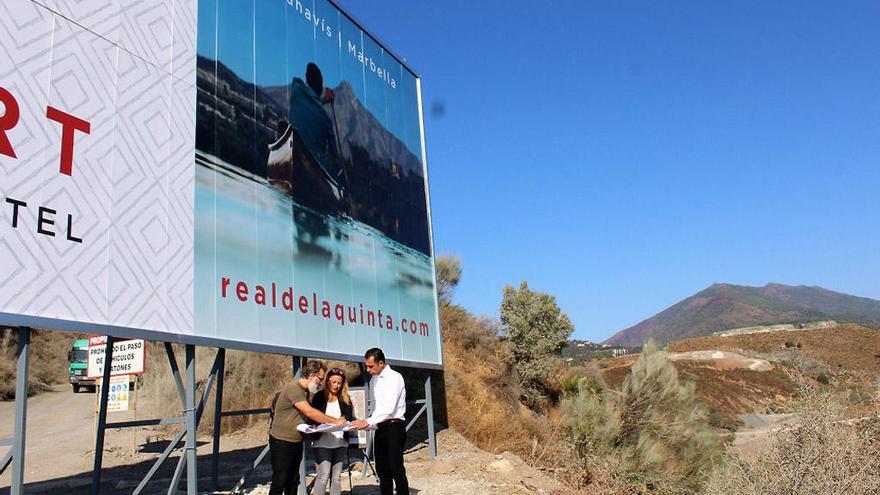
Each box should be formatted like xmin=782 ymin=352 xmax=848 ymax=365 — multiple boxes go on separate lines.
xmin=269 ymin=360 xmax=345 ymax=495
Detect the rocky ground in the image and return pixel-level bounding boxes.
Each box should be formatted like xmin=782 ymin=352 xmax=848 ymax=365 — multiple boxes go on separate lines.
xmin=237 ymin=429 xmax=563 ymax=495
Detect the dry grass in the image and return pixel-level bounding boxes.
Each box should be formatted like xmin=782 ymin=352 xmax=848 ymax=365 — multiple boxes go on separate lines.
xmin=137 ymin=344 xmax=361 ymax=436
xmin=704 ymin=387 xmax=880 ymax=495
xmin=596 ymin=354 xmax=801 ymax=426
xmin=0 ymin=327 xmax=84 ymax=399
xmin=668 ymin=324 xmax=880 ymax=379
xmin=440 ymin=303 xmax=549 ymax=458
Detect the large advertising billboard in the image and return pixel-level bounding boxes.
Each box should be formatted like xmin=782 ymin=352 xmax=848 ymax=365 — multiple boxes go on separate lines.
xmin=0 ymin=0 xmax=442 ymax=368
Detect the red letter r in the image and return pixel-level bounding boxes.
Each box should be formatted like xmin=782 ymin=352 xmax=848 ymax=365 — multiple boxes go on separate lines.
xmin=0 ymin=87 xmax=20 ymax=159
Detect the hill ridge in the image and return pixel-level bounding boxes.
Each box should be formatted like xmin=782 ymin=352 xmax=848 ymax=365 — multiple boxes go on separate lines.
xmin=604 ymin=283 xmax=880 ymax=346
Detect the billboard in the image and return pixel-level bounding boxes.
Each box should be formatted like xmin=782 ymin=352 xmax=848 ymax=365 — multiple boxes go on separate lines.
xmin=0 ymin=0 xmax=442 ymax=368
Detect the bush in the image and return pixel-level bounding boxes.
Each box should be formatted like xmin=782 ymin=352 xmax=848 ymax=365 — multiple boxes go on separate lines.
xmin=0 ymin=327 xmax=82 ymax=399
xmin=441 ymin=303 xmax=548 ymax=456
xmin=704 ymin=390 xmax=880 ymax=495
xmin=707 ymin=407 xmax=742 ymax=433
xmin=563 ymin=341 xmax=722 ymax=494
xmin=559 ymin=373 xmax=603 ymax=398
xmin=500 ymin=281 xmax=574 ymax=409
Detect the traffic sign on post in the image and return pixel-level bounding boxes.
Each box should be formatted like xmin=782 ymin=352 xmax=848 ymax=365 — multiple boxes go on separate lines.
xmin=87 ymin=336 xmax=145 ymax=379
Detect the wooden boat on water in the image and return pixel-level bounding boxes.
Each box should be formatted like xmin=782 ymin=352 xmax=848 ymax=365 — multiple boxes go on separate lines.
xmin=266 ymin=124 xmax=346 ymax=214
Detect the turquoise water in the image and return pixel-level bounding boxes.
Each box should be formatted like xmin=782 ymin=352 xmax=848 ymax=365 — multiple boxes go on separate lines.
xmin=193 ymin=154 xmax=441 ymax=365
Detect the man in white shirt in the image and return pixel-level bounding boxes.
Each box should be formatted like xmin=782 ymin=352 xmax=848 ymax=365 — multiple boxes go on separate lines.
xmin=351 ymin=348 xmax=410 ymax=495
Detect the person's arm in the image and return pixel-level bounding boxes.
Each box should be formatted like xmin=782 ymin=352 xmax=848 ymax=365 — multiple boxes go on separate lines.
xmin=294 ymin=400 xmax=345 ymax=425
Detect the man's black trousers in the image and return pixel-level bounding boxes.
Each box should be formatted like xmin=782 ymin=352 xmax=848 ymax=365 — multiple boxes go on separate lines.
xmin=375 ymin=421 xmax=409 ymax=495
xmin=269 ymin=435 xmax=304 ymax=495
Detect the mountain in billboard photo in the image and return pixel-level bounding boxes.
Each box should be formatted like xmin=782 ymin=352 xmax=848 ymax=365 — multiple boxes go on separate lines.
xmin=195 ymin=55 xmax=431 ymax=255
xmin=604 ymin=283 xmax=880 ymax=346
xmin=264 ymin=80 xmax=424 ymax=178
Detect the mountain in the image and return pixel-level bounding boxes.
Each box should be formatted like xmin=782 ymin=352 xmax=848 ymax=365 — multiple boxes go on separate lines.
xmin=604 ymin=283 xmax=880 ymax=346
xmin=263 ymin=80 xmax=423 ymax=177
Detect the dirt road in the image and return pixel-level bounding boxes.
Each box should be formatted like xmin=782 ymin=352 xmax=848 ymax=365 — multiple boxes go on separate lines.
xmin=0 ymin=385 xmax=268 ymax=494
xmin=0 ymin=385 xmax=97 ymax=488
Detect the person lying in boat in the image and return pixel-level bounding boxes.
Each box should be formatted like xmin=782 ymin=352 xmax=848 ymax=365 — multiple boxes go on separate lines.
xmin=287 ymin=63 xmax=342 ymax=181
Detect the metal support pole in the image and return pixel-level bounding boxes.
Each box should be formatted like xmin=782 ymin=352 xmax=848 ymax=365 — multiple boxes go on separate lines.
xmin=211 ymin=348 xmax=226 ymax=490
xmin=133 ymin=346 xmax=222 ymax=495
xmin=292 ymin=355 xmax=306 ymax=495
xmin=164 ymin=342 xmax=187 ymax=407
xmin=292 ymin=355 xmax=302 ymax=378
xmin=184 ymin=345 xmax=198 ymax=495
xmin=361 ymin=367 xmax=373 ymax=478
xmin=425 ymin=371 xmax=436 ymax=460
xmin=91 ymin=335 xmax=116 ymax=495
xmin=9 ymin=327 xmax=30 ymax=495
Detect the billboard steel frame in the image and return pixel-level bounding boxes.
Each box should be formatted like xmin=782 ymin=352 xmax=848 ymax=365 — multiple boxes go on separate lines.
xmin=0 ymin=327 xmax=29 ymax=495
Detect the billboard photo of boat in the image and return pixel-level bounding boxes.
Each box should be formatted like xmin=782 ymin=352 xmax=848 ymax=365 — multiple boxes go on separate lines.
xmin=193 ymin=0 xmax=441 ymax=366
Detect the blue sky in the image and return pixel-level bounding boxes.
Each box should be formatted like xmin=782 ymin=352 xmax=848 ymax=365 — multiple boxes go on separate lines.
xmin=337 ymin=0 xmax=880 ymax=342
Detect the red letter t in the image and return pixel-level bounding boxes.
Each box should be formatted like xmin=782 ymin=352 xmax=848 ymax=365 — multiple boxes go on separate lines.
xmin=46 ymin=106 xmax=90 ymax=176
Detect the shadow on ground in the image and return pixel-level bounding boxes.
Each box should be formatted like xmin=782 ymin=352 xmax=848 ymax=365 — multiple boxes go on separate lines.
xmin=1 ymin=444 xmax=269 ymax=495
xmin=0 ymin=442 xmax=429 ymax=495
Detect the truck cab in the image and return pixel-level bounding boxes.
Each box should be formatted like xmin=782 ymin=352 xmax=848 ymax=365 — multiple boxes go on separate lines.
xmin=68 ymin=339 xmax=94 ymax=392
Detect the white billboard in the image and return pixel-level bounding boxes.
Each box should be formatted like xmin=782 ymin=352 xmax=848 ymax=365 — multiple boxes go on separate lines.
xmin=0 ymin=0 xmax=443 ymax=368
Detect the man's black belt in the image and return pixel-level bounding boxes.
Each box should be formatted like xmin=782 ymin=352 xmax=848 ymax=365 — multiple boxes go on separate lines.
xmin=378 ymin=418 xmax=404 ymax=425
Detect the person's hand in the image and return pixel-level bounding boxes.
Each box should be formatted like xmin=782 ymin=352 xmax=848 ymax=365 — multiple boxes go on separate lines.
xmin=334 ymin=417 xmax=346 ymax=425
xmin=350 ymin=419 xmax=370 ymax=430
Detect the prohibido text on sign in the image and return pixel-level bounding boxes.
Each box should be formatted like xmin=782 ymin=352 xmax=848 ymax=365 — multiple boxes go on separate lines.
xmin=87 ymin=335 xmax=145 ymax=379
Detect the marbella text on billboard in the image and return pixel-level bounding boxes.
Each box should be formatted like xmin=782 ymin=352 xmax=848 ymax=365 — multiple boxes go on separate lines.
xmin=0 ymin=0 xmax=442 ymax=368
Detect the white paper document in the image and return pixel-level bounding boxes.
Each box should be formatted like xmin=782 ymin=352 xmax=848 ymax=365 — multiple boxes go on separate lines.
xmin=296 ymin=422 xmax=377 ymax=434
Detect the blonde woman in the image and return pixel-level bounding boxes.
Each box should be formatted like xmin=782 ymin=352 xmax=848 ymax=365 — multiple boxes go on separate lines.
xmin=309 ymin=367 xmax=355 ymax=495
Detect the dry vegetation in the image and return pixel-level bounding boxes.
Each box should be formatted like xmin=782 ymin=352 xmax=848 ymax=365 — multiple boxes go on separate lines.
xmin=668 ymin=324 xmax=880 ymax=378
xmin=0 ymin=327 xmax=82 ymax=399
xmin=439 ymin=303 xmax=550 ymax=456
xmin=137 ymin=345 xmax=361 ymax=435
xmin=595 ymin=352 xmax=801 ymax=427
xmin=563 ymin=343 xmax=723 ymax=494
xmin=704 ymin=387 xmax=880 ymax=495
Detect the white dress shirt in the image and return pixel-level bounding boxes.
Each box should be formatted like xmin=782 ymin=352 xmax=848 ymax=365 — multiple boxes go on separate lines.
xmin=366 ymin=365 xmax=406 ymax=426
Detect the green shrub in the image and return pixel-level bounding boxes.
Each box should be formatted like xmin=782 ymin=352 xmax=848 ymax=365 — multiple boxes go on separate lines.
xmin=563 ymin=341 xmax=722 ymax=493
xmin=500 ymin=281 xmax=574 ymax=408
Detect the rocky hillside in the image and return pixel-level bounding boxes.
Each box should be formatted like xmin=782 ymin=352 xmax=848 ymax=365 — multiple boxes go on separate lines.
xmin=605 ymin=283 xmax=880 ymax=346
